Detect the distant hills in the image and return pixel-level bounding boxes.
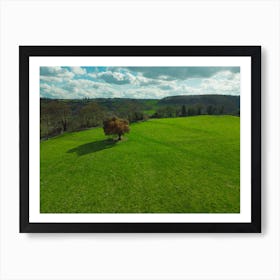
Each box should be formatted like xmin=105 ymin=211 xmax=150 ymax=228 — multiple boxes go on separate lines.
xmin=41 ymin=94 xmax=240 ymax=114
xmin=158 ymin=94 xmax=240 ymax=114
xmin=40 ymin=94 xmax=240 ymax=139
xmin=42 ymin=94 xmax=240 ymax=115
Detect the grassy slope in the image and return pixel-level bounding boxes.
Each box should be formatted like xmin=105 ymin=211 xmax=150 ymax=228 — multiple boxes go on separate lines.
xmin=40 ymin=116 xmax=240 ymax=213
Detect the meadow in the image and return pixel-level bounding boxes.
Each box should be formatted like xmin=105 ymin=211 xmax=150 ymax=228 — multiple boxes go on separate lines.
xmin=40 ymin=115 xmax=240 ymax=213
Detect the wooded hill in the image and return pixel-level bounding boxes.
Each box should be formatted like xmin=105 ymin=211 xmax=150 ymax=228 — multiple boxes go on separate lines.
xmin=159 ymin=94 xmax=240 ymax=114
xmin=40 ymin=94 xmax=240 ymax=139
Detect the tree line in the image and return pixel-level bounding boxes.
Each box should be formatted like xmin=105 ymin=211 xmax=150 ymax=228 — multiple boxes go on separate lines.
xmin=40 ymin=98 xmax=239 ymax=139
xmin=152 ymin=104 xmax=227 ymax=118
xmin=40 ymin=99 xmax=147 ymax=139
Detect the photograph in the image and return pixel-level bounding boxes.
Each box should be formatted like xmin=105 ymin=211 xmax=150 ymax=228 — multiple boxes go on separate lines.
xmin=20 ymin=46 xmax=261 ymax=232
xmin=40 ymin=65 xmax=240 ymax=214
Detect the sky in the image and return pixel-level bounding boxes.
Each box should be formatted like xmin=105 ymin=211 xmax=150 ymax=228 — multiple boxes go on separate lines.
xmin=40 ymin=66 xmax=240 ymax=99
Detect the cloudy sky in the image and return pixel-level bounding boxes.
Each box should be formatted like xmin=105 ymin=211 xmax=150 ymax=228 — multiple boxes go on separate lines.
xmin=40 ymin=66 xmax=240 ymax=99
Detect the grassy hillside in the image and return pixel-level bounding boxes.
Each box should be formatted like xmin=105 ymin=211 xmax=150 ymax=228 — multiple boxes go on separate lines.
xmin=40 ymin=115 xmax=240 ymax=213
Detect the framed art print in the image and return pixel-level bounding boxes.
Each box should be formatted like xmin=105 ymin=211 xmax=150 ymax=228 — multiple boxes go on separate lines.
xmin=19 ymin=46 xmax=261 ymax=233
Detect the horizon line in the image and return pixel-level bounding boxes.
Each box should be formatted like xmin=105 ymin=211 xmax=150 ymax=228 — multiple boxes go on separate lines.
xmin=40 ymin=93 xmax=240 ymax=100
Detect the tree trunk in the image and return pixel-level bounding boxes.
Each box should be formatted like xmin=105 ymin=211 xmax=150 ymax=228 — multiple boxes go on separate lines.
xmin=46 ymin=119 xmax=49 ymax=139
xmin=118 ymin=133 xmax=122 ymax=141
xmin=62 ymin=120 xmax=67 ymax=132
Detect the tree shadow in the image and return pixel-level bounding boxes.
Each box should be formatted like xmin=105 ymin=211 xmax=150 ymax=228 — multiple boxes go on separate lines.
xmin=67 ymin=139 xmax=116 ymax=156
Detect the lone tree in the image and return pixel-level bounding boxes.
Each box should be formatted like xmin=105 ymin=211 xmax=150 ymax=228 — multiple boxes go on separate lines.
xmin=103 ymin=117 xmax=130 ymax=141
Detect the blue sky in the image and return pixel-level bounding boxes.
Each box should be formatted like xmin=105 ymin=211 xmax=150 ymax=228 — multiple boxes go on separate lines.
xmin=40 ymin=66 xmax=240 ymax=99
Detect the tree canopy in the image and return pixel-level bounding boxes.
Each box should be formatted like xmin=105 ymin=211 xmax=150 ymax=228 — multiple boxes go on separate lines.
xmin=103 ymin=117 xmax=130 ymax=141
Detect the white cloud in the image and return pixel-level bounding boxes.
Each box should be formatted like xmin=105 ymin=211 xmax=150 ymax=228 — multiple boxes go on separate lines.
xmin=40 ymin=83 xmax=69 ymax=98
xmin=40 ymin=76 xmax=64 ymax=83
xmin=70 ymin=67 xmax=87 ymax=76
xmin=40 ymin=66 xmax=74 ymax=79
xmin=40 ymin=67 xmax=240 ymax=99
xmin=200 ymin=72 xmax=240 ymax=95
xmin=40 ymin=77 xmax=119 ymax=99
xmin=89 ymin=71 xmax=133 ymax=85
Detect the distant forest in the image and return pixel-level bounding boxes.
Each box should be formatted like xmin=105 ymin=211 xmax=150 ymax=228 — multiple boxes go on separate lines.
xmin=40 ymin=94 xmax=240 ymax=139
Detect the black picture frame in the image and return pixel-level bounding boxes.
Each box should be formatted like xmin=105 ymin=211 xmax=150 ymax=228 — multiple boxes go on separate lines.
xmin=20 ymin=46 xmax=261 ymax=233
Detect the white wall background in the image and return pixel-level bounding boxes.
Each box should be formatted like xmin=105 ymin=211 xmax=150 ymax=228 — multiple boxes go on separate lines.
xmin=0 ymin=0 xmax=279 ymax=279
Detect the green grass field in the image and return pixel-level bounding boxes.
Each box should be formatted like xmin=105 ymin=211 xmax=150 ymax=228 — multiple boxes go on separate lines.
xmin=40 ymin=115 xmax=240 ymax=213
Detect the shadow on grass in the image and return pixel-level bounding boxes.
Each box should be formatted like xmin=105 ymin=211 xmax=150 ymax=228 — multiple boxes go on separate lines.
xmin=67 ymin=139 xmax=116 ymax=156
